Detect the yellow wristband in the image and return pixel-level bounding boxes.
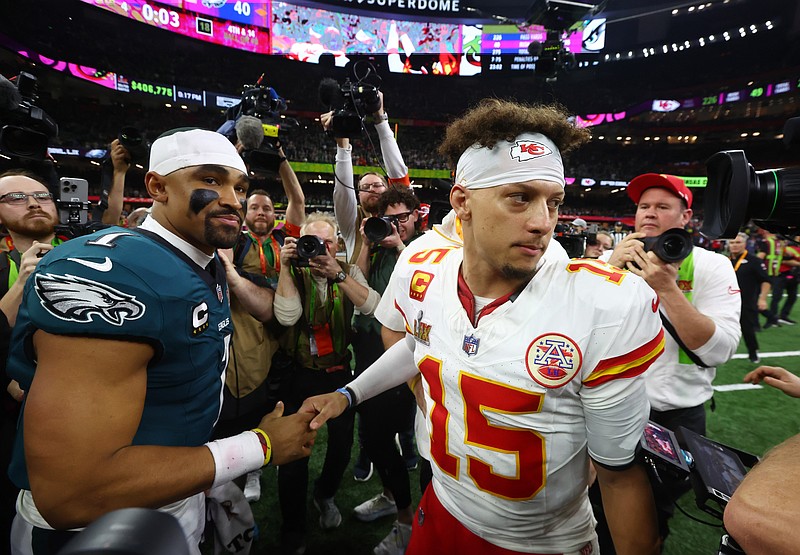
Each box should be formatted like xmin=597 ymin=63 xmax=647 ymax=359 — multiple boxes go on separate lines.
xmin=252 ymin=427 xmax=273 ymax=466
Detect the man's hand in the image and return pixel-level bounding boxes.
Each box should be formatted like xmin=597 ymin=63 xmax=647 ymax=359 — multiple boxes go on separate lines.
xmin=217 ymin=251 xmax=242 ymax=287
xmin=359 ymin=218 xmax=375 ymax=250
xmin=757 ymin=297 xmax=768 ymax=311
xmin=606 ymin=232 xmax=645 ymax=268
xmin=298 ymin=392 xmax=350 ymax=431
xmin=280 ymin=237 xmax=299 ymax=267
xmin=320 ymin=111 xmax=334 ymax=131
xmin=627 ymin=247 xmax=680 ymax=293
xmin=256 ymin=401 xmax=317 ymax=466
xmin=19 ymin=241 xmax=53 ymax=283
xmin=744 ymin=366 xmax=800 ymax=398
xmin=320 ymin=111 xmax=349 ymax=148
xmin=309 ymin=249 xmax=341 ymax=281
xmin=110 ymin=139 xmax=131 ymax=173
xmin=373 ymin=90 xmax=385 ymax=117
xmin=378 ymin=220 xmax=403 ymax=251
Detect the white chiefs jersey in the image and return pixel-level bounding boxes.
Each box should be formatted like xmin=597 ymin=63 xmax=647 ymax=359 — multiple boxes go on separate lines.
xmin=381 ymin=245 xmax=664 ymax=553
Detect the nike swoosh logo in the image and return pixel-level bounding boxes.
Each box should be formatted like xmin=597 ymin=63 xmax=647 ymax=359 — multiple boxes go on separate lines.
xmin=728 ymin=286 xmax=741 ymax=295
xmin=67 ymin=257 xmax=113 ymax=272
xmin=651 ymin=297 xmax=660 ymax=313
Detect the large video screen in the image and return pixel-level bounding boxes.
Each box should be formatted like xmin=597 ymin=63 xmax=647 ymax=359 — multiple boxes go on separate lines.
xmin=79 ymin=0 xmax=271 ymax=53
xmin=77 ymin=1 xmax=609 ymax=77
xmin=271 ymin=2 xmax=467 ymax=75
xmin=481 ymin=19 xmax=606 ymax=73
xmin=178 ymin=0 xmax=270 ymax=28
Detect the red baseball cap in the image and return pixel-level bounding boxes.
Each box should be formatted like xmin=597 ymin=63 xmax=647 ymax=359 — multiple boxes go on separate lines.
xmin=627 ymin=173 xmax=693 ymax=208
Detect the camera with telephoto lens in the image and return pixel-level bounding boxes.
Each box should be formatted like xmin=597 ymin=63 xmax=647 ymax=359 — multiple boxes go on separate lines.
xmin=319 ymin=61 xmax=382 ymax=139
xmin=294 ymin=235 xmax=326 ymax=267
xmin=641 ymin=228 xmax=693 ymax=263
xmin=702 ymin=117 xmax=800 ymax=239
xmin=363 ymin=215 xmax=399 ymax=243
xmin=0 ymin=71 xmax=58 ymax=162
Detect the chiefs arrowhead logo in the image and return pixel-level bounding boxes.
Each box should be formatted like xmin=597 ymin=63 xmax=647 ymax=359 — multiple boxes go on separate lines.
xmin=34 ymin=273 xmax=146 ymax=326
xmin=509 ymin=140 xmax=552 ymax=162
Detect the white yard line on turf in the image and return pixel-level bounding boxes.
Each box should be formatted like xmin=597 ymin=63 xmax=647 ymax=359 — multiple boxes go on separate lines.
xmin=731 ymin=351 xmax=800 ymax=359
xmin=713 ymin=383 xmax=763 ymax=392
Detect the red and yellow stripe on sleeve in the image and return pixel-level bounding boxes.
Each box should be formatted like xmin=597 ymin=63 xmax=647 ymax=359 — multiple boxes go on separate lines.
xmin=394 ymin=300 xmax=413 ymax=335
xmin=583 ymin=329 xmax=665 ymax=387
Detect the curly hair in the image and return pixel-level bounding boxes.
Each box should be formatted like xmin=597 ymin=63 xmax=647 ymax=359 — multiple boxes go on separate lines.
xmin=437 ymin=99 xmax=591 ymax=171
xmin=377 ymin=186 xmax=420 ymax=214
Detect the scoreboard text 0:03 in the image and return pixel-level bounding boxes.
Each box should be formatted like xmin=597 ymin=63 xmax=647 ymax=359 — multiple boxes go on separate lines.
xmin=130 ymin=80 xmax=173 ymax=98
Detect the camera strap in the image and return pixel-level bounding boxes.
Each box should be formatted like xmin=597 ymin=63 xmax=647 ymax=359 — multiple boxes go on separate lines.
xmin=659 ymin=313 xmax=710 ymax=368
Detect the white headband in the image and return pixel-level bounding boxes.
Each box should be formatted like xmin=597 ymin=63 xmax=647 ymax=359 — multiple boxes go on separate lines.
xmin=149 ymin=128 xmax=247 ymax=176
xmin=455 ymin=132 xmax=564 ymax=189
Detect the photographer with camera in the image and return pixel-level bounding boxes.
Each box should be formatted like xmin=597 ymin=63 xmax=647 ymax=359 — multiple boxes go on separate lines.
xmin=322 ymin=89 xmax=410 ymax=265
xmin=321 ymin=88 xmax=411 ymax=481
xmin=273 ymin=212 xmax=379 ymax=554
xmin=602 ymin=172 xmax=741 ymax=542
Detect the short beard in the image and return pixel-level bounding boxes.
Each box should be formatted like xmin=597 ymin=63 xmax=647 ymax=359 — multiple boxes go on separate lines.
xmin=501 ymin=263 xmax=536 ymax=283
xmin=361 ymin=196 xmax=381 ymax=215
xmin=204 ymin=218 xmax=241 ymax=249
xmin=246 ymin=221 xmax=273 ymax=237
xmin=6 ymin=217 xmax=57 ymax=239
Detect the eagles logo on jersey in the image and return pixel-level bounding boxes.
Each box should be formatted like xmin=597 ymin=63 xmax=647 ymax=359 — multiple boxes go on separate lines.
xmin=34 ymin=272 xmax=146 ymax=326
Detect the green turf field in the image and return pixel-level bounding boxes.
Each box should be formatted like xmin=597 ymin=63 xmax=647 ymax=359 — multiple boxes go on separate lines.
xmin=232 ymin=303 xmax=800 ymax=555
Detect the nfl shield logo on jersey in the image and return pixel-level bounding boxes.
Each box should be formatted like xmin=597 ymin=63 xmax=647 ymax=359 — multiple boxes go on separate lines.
xmin=462 ymin=334 xmax=479 ymax=356
xmin=216 ymin=284 xmax=224 ymax=303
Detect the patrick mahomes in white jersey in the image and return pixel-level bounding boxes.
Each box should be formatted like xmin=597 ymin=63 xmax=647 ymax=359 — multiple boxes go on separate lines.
xmin=300 ymin=100 xmax=663 ymax=555
xmin=382 ymin=241 xmax=664 ymax=553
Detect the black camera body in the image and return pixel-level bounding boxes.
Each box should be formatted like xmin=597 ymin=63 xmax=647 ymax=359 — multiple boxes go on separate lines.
xmin=228 ymin=83 xmax=287 ymax=122
xmin=363 ymin=215 xmax=399 ymax=243
xmin=641 ymin=228 xmax=694 ymax=263
xmin=319 ymin=62 xmax=382 ymax=139
xmin=702 ymin=116 xmax=800 ymax=239
xmin=0 ymin=71 xmax=58 ymax=161
xmin=219 ymin=77 xmax=290 ymax=174
xmin=294 ymin=235 xmax=326 ymax=267
xmin=117 ymin=126 xmax=149 ymax=165
xmin=553 ymin=224 xmax=596 ymax=258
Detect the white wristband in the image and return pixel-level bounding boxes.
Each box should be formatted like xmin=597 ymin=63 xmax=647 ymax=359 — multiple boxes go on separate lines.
xmin=205 ymin=431 xmax=265 ymax=488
